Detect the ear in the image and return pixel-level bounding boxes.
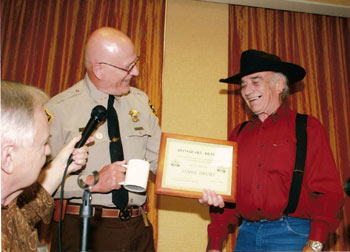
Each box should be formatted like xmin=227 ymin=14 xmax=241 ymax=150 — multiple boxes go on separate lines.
xmin=92 ymin=63 xmax=103 ymax=80
xmin=275 ymin=78 xmax=285 ymax=95
xmin=1 ymin=145 xmax=15 ymax=174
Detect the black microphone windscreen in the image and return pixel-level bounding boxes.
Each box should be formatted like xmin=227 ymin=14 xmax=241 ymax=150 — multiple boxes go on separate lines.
xmin=91 ymin=105 xmax=107 ymax=122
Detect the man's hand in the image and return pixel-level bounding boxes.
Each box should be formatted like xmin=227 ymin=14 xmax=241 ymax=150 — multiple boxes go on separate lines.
xmin=38 ymin=135 xmax=94 ymax=195
xmin=54 ymin=135 xmax=94 ymax=174
xmin=67 ymin=136 xmax=94 ymax=174
xmin=89 ymin=161 xmax=127 ymax=193
xmin=199 ymin=189 xmax=225 ymax=208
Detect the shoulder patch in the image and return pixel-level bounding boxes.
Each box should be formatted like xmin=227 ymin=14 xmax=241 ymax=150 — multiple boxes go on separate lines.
xmin=149 ymin=100 xmax=157 ymax=118
xmin=45 ymin=108 xmax=53 ymax=124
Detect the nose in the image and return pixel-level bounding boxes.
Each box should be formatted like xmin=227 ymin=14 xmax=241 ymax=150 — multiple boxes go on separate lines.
xmin=130 ymin=65 xmax=139 ymax=77
xmin=243 ymin=82 xmax=256 ymax=96
xmin=45 ymin=144 xmax=51 ymax=156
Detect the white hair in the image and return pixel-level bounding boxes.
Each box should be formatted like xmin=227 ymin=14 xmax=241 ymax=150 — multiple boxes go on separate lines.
xmin=270 ymin=72 xmax=289 ymax=99
xmin=1 ymin=81 xmax=49 ymax=147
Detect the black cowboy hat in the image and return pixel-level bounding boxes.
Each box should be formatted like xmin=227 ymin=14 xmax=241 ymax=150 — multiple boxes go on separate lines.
xmin=219 ymin=49 xmax=306 ymax=84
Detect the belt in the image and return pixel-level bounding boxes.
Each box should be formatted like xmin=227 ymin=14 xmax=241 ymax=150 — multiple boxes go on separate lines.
xmin=65 ymin=204 xmax=145 ymax=220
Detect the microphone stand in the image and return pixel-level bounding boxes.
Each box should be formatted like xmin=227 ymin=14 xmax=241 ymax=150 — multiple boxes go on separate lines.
xmin=77 ymin=171 xmax=99 ymax=252
xmin=79 ymin=190 xmax=92 ymax=252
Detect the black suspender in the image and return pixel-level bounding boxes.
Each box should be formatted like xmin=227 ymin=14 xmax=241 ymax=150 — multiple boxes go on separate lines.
xmin=236 ymin=113 xmax=308 ymax=214
xmin=237 ymin=121 xmax=248 ymax=136
xmin=283 ymin=113 xmax=308 ymax=214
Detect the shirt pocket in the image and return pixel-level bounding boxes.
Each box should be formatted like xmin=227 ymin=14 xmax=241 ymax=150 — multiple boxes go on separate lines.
xmin=267 ymin=138 xmax=296 ymax=177
xmin=123 ymin=122 xmax=152 ymax=160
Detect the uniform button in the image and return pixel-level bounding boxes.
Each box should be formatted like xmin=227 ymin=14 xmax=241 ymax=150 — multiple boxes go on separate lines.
xmin=257 ymin=185 xmax=261 ymax=189
xmin=260 ymin=144 xmax=264 ymax=147
xmin=258 ymin=208 xmax=261 ymax=211
xmin=95 ymin=132 xmax=103 ymax=139
xmin=258 ymin=163 xmax=262 ymax=167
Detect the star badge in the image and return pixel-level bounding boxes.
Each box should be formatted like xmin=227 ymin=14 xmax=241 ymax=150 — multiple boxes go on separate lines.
xmin=129 ymin=109 xmax=140 ymax=122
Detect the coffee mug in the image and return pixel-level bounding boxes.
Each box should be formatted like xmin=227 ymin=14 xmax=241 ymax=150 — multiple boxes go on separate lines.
xmin=119 ymin=159 xmax=150 ymax=192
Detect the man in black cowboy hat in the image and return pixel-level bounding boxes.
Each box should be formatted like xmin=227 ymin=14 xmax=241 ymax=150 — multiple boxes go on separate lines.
xmin=199 ymin=50 xmax=344 ymax=252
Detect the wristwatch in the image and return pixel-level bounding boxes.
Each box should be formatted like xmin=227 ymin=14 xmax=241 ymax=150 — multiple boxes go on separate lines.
xmin=306 ymin=240 xmax=323 ymax=252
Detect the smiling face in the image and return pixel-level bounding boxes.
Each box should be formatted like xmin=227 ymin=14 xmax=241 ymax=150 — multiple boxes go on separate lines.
xmin=85 ymin=28 xmax=140 ymax=96
xmin=98 ymin=52 xmax=139 ymax=96
xmin=240 ymin=71 xmax=284 ymax=122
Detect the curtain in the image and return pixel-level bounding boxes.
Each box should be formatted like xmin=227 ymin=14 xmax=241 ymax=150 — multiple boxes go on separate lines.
xmin=1 ymin=0 xmax=165 ymax=249
xmin=226 ymin=5 xmax=350 ymax=251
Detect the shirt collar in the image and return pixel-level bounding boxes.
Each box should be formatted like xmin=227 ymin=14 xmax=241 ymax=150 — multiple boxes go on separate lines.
xmin=249 ymin=104 xmax=289 ymax=124
xmin=85 ymin=75 xmax=109 ymax=105
xmin=85 ymin=75 xmax=131 ymax=105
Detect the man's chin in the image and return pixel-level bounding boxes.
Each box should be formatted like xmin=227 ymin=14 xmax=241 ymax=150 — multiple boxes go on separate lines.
xmin=122 ymin=86 xmax=130 ymax=94
xmin=114 ymin=86 xmax=130 ymax=96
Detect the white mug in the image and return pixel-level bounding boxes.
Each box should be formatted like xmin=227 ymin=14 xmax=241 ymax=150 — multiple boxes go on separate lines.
xmin=119 ymin=159 xmax=150 ymax=192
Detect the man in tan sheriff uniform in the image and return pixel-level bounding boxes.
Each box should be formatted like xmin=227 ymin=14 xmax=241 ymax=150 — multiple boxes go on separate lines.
xmin=46 ymin=27 xmax=161 ymax=252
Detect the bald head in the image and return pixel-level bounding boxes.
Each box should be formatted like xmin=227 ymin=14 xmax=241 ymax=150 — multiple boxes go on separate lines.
xmin=85 ymin=27 xmax=135 ymax=71
xmin=84 ymin=27 xmax=139 ymax=95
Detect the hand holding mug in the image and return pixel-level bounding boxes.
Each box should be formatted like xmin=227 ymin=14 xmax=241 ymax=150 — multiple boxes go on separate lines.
xmin=89 ymin=161 xmax=127 ymax=193
xmin=119 ymin=159 xmax=150 ymax=193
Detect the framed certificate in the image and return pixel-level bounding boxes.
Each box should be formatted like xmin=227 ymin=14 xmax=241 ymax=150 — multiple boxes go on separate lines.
xmin=155 ymin=132 xmax=238 ymax=202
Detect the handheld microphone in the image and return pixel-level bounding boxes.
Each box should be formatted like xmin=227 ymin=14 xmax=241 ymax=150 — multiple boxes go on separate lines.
xmin=75 ymin=105 xmax=107 ymax=148
xmin=67 ymin=105 xmax=107 ymax=165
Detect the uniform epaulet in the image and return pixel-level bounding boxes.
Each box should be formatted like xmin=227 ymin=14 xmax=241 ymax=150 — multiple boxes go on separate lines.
xmin=48 ymin=82 xmax=85 ymax=105
xmin=45 ymin=82 xmax=86 ymax=125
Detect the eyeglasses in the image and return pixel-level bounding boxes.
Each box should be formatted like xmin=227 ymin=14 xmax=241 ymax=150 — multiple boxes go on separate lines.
xmin=98 ymin=56 xmax=139 ymax=74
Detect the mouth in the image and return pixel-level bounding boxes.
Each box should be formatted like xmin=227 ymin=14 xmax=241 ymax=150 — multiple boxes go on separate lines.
xmin=248 ymin=95 xmax=262 ymax=103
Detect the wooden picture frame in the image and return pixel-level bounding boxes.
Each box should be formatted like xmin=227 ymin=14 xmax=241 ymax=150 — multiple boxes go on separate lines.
xmin=155 ymin=132 xmax=238 ymax=202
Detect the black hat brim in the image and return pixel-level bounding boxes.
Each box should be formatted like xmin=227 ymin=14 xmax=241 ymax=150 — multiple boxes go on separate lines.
xmin=220 ymin=61 xmax=306 ymax=85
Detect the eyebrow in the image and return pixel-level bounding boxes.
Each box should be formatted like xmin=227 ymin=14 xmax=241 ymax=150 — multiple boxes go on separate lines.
xmin=241 ymin=75 xmax=263 ymax=85
xmin=250 ymin=75 xmax=263 ymax=81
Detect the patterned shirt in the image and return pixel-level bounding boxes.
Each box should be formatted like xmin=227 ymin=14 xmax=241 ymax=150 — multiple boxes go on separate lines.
xmin=1 ymin=182 xmax=54 ymax=252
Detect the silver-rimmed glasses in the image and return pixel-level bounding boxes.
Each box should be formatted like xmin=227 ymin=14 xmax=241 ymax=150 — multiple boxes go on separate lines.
xmin=98 ymin=56 xmax=139 ymax=74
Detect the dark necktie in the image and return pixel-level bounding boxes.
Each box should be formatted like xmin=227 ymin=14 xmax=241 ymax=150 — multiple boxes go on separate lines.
xmin=107 ymin=95 xmax=128 ymax=210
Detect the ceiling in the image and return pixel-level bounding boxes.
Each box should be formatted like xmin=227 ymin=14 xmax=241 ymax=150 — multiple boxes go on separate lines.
xmin=199 ymin=0 xmax=350 ymax=17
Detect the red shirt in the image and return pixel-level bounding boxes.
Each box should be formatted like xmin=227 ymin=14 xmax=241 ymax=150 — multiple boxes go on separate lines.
xmin=207 ymin=105 xmax=344 ymax=250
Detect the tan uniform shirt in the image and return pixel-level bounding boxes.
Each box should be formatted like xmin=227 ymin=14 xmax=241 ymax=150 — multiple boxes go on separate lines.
xmin=1 ymin=183 xmax=54 ymax=252
xmin=45 ymin=75 xmax=161 ymax=206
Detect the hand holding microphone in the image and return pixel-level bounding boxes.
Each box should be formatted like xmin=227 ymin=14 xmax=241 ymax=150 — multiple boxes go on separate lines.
xmin=67 ymin=105 xmax=107 ymax=166
xmin=40 ymin=106 xmax=107 ymax=195
xmin=61 ymin=135 xmax=94 ymax=174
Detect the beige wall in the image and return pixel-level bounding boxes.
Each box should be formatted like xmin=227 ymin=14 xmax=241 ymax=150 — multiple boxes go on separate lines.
xmin=159 ymin=0 xmax=228 ymax=251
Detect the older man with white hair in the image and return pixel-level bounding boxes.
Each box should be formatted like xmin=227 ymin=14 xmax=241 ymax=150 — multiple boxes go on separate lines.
xmin=200 ymin=50 xmax=344 ymax=252
xmin=1 ymin=81 xmax=91 ymax=251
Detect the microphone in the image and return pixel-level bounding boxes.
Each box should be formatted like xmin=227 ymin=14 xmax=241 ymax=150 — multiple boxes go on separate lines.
xmin=67 ymin=105 xmax=107 ymax=165
xmin=75 ymin=105 xmax=107 ymax=148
